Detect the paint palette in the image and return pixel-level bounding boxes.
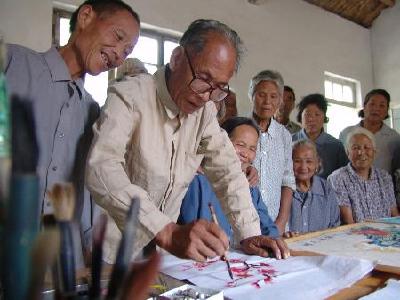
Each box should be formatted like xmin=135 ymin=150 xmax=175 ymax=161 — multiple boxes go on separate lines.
xmin=150 ymin=284 xmax=223 ymax=300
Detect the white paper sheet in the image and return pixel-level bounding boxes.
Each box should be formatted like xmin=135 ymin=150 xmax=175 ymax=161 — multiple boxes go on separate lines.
xmin=160 ymin=251 xmax=374 ymax=300
xmin=360 ymin=279 xmax=400 ymax=300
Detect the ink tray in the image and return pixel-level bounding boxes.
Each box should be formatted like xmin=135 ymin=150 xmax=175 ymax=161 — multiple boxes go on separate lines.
xmin=149 ymin=284 xmax=223 ymax=300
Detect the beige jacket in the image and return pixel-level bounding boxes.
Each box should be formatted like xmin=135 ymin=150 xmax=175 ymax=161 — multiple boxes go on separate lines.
xmin=86 ymin=67 xmax=261 ymax=263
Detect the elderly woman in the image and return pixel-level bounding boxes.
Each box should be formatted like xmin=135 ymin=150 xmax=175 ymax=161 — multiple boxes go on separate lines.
xmin=249 ymin=70 xmax=296 ymax=234
xmin=286 ymin=140 xmax=340 ymax=236
xmin=340 ymin=89 xmax=400 ymax=174
xmin=292 ymin=93 xmax=348 ymax=179
xmin=178 ymin=117 xmax=281 ymax=240
xmin=328 ymin=127 xmax=399 ymax=223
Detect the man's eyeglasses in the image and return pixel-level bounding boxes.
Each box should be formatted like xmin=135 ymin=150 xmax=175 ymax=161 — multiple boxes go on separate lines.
xmin=184 ymin=48 xmax=230 ymax=102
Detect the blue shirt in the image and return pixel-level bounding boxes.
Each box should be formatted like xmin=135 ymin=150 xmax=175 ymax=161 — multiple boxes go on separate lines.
xmin=178 ymin=174 xmax=279 ymax=240
xmin=289 ymin=176 xmax=340 ymax=233
xmin=292 ymin=129 xmax=348 ymax=179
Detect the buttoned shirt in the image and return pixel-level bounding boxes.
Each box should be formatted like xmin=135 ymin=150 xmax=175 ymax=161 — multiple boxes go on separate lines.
xmin=328 ymin=163 xmax=396 ymax=222
xmin=293 ymin=129 xmax=348 ymax=179
xmin=339 ymin=123 xmax=400 ymax=174
xmin=253 ymin=118 xmax=296 ymax=221
xmin=86 ymin=66 xmax=261 ymax=263
xmin=289 ymin=176 xmax=340 ymax=233
xmin=5 ymin=44 xmax=100 ymax=267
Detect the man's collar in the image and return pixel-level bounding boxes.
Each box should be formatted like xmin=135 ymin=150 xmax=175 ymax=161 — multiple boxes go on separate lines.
xmin=43 ymin=47 xmax=86 ymax=99
xmin=44 ymin=47 xmax=72 ymax=82
xmin=154 ymin=65 xmax=180 ymax=119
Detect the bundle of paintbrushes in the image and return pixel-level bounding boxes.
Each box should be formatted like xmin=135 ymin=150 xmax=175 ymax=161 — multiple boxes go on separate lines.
xmin=2 ymin=97 xmax=40 ymax=300
xmin=47 ymin=183 xmax=77 ymax=299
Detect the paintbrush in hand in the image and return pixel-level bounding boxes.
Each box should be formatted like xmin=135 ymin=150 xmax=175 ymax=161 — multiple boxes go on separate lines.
xmin=48 ymin=183 xmax=76 ymax=299
xmin=208 ymin=203 xmax=234 ymax=280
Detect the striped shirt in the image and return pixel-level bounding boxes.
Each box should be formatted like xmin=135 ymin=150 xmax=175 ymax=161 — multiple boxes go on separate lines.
xmin=289 ymin=176 xmax=340 ymax=233
xmin=253 ymin=119 xmax=296 ymax=221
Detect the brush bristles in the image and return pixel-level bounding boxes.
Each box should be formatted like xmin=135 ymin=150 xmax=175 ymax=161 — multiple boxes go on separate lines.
xmin=47 ymin=183 xmax=75 ymax=221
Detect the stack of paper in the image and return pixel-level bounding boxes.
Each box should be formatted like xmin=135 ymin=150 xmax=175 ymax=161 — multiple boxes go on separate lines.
xmin=160 ymin=252 xmax=374 ymax=300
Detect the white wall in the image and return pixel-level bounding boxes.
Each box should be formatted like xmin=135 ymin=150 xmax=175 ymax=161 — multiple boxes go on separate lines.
xmin=0 ymin=0 xmax=374 ymax=115
xmin=371 ymin=1 xmax=400 ymax=108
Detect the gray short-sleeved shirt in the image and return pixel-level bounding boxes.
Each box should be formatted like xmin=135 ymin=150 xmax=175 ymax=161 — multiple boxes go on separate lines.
xmin=5 ymin=44 xmax=100 ymax=242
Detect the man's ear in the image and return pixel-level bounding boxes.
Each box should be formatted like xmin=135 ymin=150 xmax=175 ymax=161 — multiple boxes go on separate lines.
xmin=169 ymin=46 xmax=184 ymax=71
xmin=76 ymin=4 xmax=96 ymax=30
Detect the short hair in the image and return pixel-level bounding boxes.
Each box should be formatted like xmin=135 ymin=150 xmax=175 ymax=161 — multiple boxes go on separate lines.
xmin=292 ymin=139 xmax=321 ymax=171
xmin=221 ymin=117 xmax=259 ymax=138
xmin=179 ymin=19 xmax=244 ymax=72
xmin=284 ymin=85 xmax=295 ymax=101
xmin=345 ymin=127 xmax=376 ymax=152
xmin=70 ymin=0 xmax=140 ymax=33
xmin=296 ymin=93 xmax=329 ymax=123
xmin=248 ymin=70 xmax=284 ymax=101
xmin=358 ymin=88 xmax=390 ymax=119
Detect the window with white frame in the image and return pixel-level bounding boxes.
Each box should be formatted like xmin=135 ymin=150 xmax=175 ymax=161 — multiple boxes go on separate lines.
xmin=324 ymin=72 xmax=361 ymax=138
xmin=52 ymin=8 xmax=180 ymax=106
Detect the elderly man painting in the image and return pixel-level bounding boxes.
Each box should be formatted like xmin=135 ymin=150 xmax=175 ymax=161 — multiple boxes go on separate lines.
xmin=87 ymin=19 xmax=290 ymax=263
xmin=328 ymin=127 xmax=399 ymax=223
xmin=249 ymin=70 xmax=296 ymax=234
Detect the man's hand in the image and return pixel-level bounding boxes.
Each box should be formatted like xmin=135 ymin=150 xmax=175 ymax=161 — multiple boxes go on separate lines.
xmin=241 ymin=235 xmax=290 ymax=260
xmin=245 ymin=165 xmax=259 ymax=187
xmin=154 ymin=221 xmax=229 ymax=262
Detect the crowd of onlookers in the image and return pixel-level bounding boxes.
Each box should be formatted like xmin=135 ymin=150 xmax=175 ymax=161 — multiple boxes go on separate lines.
xmin=174 ymin=66 xmax=400 ymax=237
xmin=5 ymin=0 xmax=400 ymax=272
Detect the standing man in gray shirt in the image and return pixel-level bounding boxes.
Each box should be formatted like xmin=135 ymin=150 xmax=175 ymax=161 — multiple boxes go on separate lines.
xmin=4 ymin=0 xmax=140 ymax=266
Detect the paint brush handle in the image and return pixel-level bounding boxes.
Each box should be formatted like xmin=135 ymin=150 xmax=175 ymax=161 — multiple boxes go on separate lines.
xmin=57 ymin=221 xmax=76 ymax=297
xmin=208 ymin=204 xmax=229 ymax=259
xmin=91 ymin=214 xmax=107 ymax=299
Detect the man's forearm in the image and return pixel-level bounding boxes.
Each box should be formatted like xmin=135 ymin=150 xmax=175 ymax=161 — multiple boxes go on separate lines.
xmin=275 ymin=186 xmax=293 ymax=230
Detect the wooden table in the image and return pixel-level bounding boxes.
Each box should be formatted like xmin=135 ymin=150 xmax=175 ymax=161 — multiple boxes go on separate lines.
xmin=44 ymin=223 xmax=400 ymax=299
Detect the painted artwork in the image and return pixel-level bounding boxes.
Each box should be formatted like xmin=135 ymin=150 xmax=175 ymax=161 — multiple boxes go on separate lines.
xmin=160 ymin=251 xmax=373 ymax=300
xmin=288 ymin=223 xmax=400 ymax=268
xmin=373 ymin=216 xmax=400 ymax=225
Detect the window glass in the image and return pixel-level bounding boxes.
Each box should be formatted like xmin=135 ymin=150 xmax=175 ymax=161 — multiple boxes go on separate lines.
xmin=164 ymin=40 xmax=180 ymax=64
xmin=53 ymin=9 xmax=180 ymax=104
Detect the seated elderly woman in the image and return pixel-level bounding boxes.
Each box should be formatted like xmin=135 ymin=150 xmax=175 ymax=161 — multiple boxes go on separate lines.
xmin=292 ymin=93 xmax=348 ymax=179
xmin=285 ymin=140 xmax=340 ymax=237
xmin=328 ymin=127 xmax=400 ymax=223
xmin=178 ymin=117 xmax=280 ymax=240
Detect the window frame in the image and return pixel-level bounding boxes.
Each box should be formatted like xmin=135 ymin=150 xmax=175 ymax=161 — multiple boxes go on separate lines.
xmin=52 ymin=7 xmax=181 ymax=74
xmin=324 ymin=72 xmax=359 ymax=108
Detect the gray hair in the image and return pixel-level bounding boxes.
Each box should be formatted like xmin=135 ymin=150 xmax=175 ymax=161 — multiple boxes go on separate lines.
xmin=248 ymin=70 xmax=284 ymax=101
xmin=292 ymin=139 xmax=319 ymax=159
xmin=292 ymin=139 xmax=322 ymax=172
xmin=345 ymin=127 xmax=376 ymax=152
xmin=180 ymin=19 xmax=244 ymax=72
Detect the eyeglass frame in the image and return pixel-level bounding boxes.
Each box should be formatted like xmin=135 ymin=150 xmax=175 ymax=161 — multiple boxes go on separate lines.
xmin=183 ymin=47 xmax=230 ymax=102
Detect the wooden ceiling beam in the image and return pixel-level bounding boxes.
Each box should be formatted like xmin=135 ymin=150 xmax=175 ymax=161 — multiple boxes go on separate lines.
xmin=378 ymin=0 xmax=395 ymax=7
